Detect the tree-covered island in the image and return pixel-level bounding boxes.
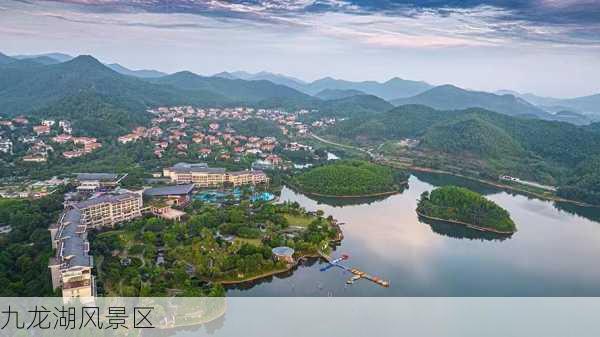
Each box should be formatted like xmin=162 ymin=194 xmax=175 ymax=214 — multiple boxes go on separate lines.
xmin=417 ymin=186 xmax=517 ymax=234
xmin=292 ymin=160 xmax=408 ymax=197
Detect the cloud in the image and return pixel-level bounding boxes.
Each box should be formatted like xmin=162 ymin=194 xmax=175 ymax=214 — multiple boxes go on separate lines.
xmin=21 ymin=0 xmax=600 ymax=48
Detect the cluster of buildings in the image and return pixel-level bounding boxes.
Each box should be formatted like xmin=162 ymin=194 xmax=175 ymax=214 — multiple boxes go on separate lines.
xmin=114 ymin=106 xmax=333 ymax=167
xmin=48 ymin=162 xmax=271 ymax=301
xmin=0 ymin=116 xmax=102 ymax=162
xmin=162 ymin=162 xmax=269 ymax=187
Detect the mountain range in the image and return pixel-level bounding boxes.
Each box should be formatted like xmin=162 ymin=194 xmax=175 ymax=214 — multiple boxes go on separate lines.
xmin=393 ymin=85 xmax=550 ymax=119
xmin=2 ymin=51 xmax=600 ymax=126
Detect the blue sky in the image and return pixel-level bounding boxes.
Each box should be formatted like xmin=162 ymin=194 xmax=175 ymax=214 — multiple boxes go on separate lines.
xmin=1 ymin=0 xmax=600 ymax=97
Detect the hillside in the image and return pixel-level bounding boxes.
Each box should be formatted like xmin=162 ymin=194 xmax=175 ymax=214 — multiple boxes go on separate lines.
xmin=314 ymin=94 xmax=394 ymax=119
xmin=0 ymin=55 xmax=229 ymax=115
xmin=106 ymin=63 xmax=167 ymax=78
xmin=216 ymin=71 xmax=306 ymax=90
xmin=393 ymin=85 xmax=550 ymax=118
xmin=293 ymin=160 xmax=408 ymax=196
xmin=152 ymin=71 xmax=316 ymax=105
xmin=421 ymin=117 xmax=525 ymax=159
xmin=302 ymin=77 xmax=432 ymax=100
xmin=417 ymin=186 xmax=516 ymax=233
xmin=0 ymin=52 xmax=15 ymax=65
xmin=322 ymin=104 xmax=600 ymax=202
xmin=314 ymin=89 xmax=367 ymax=100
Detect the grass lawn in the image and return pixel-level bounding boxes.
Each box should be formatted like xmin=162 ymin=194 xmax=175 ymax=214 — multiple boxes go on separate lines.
xmin=283 ymin=214 xmax=315 ymax=228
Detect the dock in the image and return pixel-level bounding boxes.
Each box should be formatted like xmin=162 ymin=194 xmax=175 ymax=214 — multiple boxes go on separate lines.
xmin=319 ymin=252 xmax=389 ymax=288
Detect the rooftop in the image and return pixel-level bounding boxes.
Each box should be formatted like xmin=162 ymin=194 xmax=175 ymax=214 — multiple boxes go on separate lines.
xmin=143 ymin=184 xmax=194 ymax=197
xmin=74 ymin=192 xmax=139 ymax=209
xmin=272 ymin=246 xmax=295 ymax=257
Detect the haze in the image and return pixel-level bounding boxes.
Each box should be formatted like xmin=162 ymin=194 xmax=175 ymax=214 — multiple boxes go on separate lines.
xmin=2 ymin=0 xmax=600 ymax=98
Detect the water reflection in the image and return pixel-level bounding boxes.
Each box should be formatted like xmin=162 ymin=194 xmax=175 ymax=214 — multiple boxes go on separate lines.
xmin=418 ymin=215 xmax=512 ymax=242
xmin=227 ymin=174 xmax=600 ymax=296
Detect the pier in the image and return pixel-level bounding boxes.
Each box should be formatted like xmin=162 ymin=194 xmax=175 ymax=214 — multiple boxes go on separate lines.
xmin=319 ymin=252 xmax=389 ymax=288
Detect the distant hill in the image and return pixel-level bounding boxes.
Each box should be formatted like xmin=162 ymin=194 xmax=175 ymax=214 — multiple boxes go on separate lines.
xmin=314 ymin=88 xmax=367 ymax=100
xmin=0 ymin=52 xmax=15 ymax=65
xmin=213 ymin=73 xmax=433 ymax=100
xmin=393 ymin=85 xmax=550 ymax=118
xmin=12 ymin=52 xmax=74 ymax=62
xmin=302 ymin=77 xmax=433 ymax=100
xmin=106 ymin=63 xmax=167 ymax=78
xmin=0 ymin=55 xmax=229 ymax=115
xmin=315 ymin=94 xmax=394 ymax=119
xmin=153 ymin=71 xmax=316 ymax=105
xmin=214 ymin=71 xmax=306 ymax=91
xmin=496 ymin=89 xmax=600 ymax=117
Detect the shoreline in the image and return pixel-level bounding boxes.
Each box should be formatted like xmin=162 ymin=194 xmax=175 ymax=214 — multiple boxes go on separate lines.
xmin=308 ymin=133 xmax=600 ymax=208
xmin=218 ymin=252 xmax=324 ymax=285
xmin=285 ymin=180 xmax=408 ymax=199
xmin=377 ymin=159 xmax=600 ymax=208
xmin=416 ymin=211 xmax=516 ymax=235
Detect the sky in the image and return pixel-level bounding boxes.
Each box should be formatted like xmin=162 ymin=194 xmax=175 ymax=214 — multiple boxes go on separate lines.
xmin=1 ymin=0 xmax=600 ymax=98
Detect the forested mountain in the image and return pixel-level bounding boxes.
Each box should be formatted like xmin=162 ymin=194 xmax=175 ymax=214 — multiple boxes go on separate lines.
xmin=497 ymin=89 xmax=600 ymax=117
xmin=12 ymin=52 xmax=74 ymax=62
xmin=392 ymin=85 xmax=550 ymax=118
xmin=313 ymin=94 xmax=394 ymax=119
xmin=106 ymin=63 xmax=167 ymax=78
xmin=314 ymin=89 xmax=367 ymax=100
xmin=214 ymin=71 xmax=307 ymax=90
xmin=0 ymin=55 xmax=229 ymax=115
xmin=301 ymin=77 xmax=433 ymax=100
xmin=323 ymin=104 xmax=600 ymax=203
xmin=0 ymin=52 xmax=16 ymax=65
xmin=152 ymin=71 xmax=316 ymax=105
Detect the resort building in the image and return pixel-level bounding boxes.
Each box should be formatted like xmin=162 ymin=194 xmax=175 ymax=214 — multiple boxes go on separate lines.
xmin=163 ymin=162 xmax=269 ymax=187
xmin=74 ymin=192 xmax=143 ymax=229
xmin=48 ymin=208 xmax=94 ymax=302
xmin=143 ymin=184 xmax=194 ymax=207
xmin=75 ymin=173 xmax=124 ymax=192
xmin=49 ymin=191 xmax=143 ymax=301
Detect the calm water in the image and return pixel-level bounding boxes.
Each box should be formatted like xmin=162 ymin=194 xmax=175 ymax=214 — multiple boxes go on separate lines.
xmin=227 ymin=173 xmax=600 ymax=296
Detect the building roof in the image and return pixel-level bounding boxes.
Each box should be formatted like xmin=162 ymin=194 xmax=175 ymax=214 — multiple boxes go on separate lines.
xmin=56 ymin=208 xmax=91 ymax=268
xmin=272 ymin=246 xmax=295 ymax=257
xmin=76 ymin=173 xmax=119 ymax=181
xmin=74 ymin=192 xmax=139 ymax=209
xmin=143 ymin=184 xmax=194 ymax=197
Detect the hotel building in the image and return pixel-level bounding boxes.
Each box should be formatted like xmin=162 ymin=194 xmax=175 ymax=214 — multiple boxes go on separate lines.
xmin=49 ymin=192 xmax=143 ymax=301
xmin=163 ymin=162 xmax=269 ymax=187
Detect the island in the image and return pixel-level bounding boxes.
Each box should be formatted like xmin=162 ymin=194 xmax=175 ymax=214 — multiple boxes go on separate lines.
xmin=292 ymin=160 xmax=408 ymax=197
xmin=416 ymin=186 xmax=517 ymax=234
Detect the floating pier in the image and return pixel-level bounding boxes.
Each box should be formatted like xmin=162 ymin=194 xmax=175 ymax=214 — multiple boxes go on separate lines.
xmin=320 ymin=252 xmax=389 ymax=288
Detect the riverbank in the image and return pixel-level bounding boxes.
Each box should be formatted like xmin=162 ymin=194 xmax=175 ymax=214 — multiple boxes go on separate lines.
xmin=416 ymin=211 xmax=516 ymax=235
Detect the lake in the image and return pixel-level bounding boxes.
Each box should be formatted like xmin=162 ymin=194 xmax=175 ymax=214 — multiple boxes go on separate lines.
xmin=227 ymin=172 xmax=600 ymax=296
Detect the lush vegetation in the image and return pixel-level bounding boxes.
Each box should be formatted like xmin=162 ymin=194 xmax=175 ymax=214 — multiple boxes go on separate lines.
xmin=391 ymin=84 xmax=548 ymax=117
xmin=0 ymin=190 xmax=65 ymax=296
xmin=323 ymin=105 xmax=600 ymax=203
xmin=293 ymin=160 xmax=408 ymax=196
xmin=417 ymin=186 xmax=516 ymax=233
xmin=91 ymin=200 xmax=339 ymax=296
